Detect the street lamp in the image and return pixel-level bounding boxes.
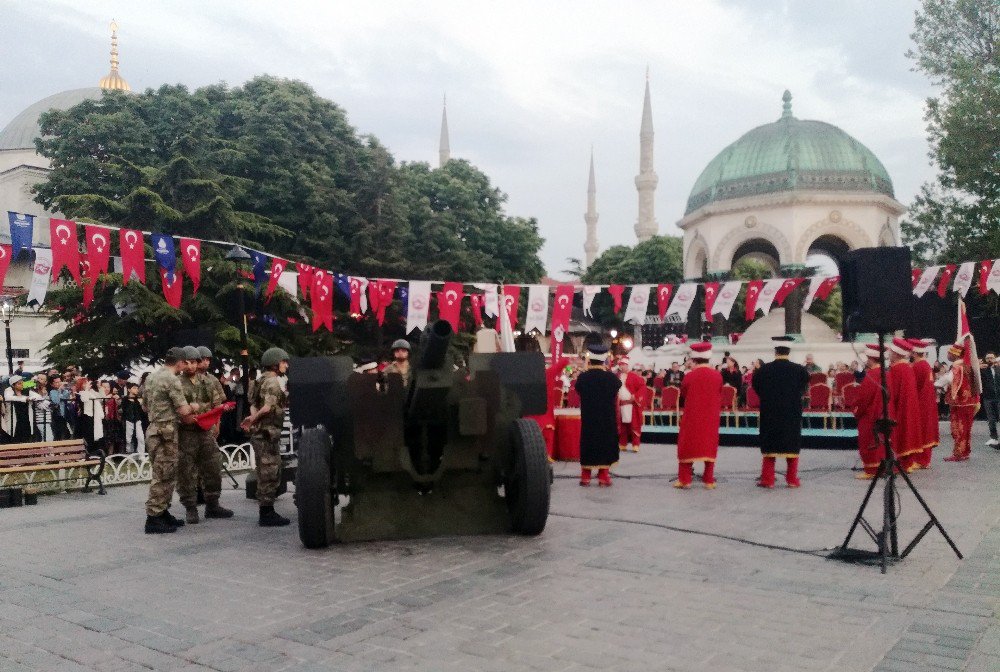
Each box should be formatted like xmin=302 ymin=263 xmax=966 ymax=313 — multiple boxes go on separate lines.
xmin=225 ymin=245 xmax=252 ymax=415
xmin=1 ymin=300 xmax=13 ymax=375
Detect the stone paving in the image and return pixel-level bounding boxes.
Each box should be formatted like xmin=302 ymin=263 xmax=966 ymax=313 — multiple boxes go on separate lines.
xmin=0 ymin=422 xmax=997 ymax=672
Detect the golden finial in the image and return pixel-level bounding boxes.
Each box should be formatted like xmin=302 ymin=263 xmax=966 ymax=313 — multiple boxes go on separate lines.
xmin=99 ymin=18 xmax=131 ymax=91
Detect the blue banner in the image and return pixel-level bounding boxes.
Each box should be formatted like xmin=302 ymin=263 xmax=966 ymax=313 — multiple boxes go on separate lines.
xmin=251 ymin=251 xmax=268 ymax=293
xmin=397 ymin=285 xmax=408 ymax=318
xmin=334 ymin=273 xmax=351 ymax=298
xmin=8 ymin=211 xmax=34 ymax=261
xmin=150 ymin=233 xmax=175 ymax=281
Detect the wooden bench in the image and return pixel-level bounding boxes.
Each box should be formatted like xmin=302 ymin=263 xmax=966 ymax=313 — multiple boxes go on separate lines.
xmin=0 ymin=439 xmax=106 ymax=494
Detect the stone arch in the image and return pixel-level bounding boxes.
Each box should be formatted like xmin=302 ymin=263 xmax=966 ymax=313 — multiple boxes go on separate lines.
xmin=878 ymin=220 xmax=897 ymax=246
xmin=684 ymin=232 xmax=709 ymax=279
xmin=710 ymin=222 xmax=792 ymax=272
xmin=794 ymin=214 xmax=874 ymax=263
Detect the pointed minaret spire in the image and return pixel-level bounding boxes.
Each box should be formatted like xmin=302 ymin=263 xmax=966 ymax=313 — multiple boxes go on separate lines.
xmin=438 ymin=95 xmax=451 ymax=168
xmin=584 ymin=147 xmax=599 ymax=269
xmin=634 ymin=69 xmax=658 ymax=241
xmin=99 ymin=20 xmax=131 ymax=91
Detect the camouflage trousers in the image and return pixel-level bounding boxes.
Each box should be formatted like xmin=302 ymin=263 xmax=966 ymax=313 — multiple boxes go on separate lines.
xmin=145 ymin=423 xmax=179 ymax=516
xmin=177 ymin=428 xmax=223 ymax=508
xmin=250 ymin=428 xmax=282 ymax=506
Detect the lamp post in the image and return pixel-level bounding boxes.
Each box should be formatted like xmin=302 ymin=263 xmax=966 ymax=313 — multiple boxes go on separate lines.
xmin=1 ymin=300 xmax=13 ymax=375
xmin=226 ymin=246 xmax=252 ymax=416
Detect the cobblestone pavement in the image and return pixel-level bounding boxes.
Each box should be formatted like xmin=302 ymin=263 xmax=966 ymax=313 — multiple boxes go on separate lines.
xmin=1 ymin=422 xmax=997 ymax=672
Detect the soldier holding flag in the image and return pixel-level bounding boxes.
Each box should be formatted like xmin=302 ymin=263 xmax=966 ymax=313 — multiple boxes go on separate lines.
xmin=945 ymin=299 xmax=982 ymax=462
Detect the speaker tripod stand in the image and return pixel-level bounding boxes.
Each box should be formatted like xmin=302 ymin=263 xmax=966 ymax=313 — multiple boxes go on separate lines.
xmin=829 ymin=332 xmax=963 ymax=573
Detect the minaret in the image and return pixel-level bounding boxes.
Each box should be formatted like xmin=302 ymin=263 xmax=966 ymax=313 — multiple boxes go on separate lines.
xmin=98 ymin=20 xmax=131 ymax=91
xmin=634 ymin=69 xmax=658 ymax=241
xmin=583 ymin=148 xmax=599 ymax=269
xmin=438 ymin=95 xmax=450 ymax=167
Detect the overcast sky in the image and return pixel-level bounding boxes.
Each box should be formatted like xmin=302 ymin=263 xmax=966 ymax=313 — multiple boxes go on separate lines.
xmin=0 ymin=0 xmax=937 ymax=278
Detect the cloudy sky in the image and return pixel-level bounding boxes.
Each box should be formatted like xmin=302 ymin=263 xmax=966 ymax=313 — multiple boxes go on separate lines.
xmin=1 ymin=0 xmax=936 ymax=277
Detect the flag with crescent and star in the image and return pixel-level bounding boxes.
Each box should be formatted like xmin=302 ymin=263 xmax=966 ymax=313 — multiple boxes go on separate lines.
xmin=469 ymin=293 xmax=484 ymax=327
xmin=310 ymin=269 xmax=334 ymax=332
xmin=296 ymin=263 xmax=314 ymax=301
xmin=936 ymin=264 xmax=957 ymax=298
xmin=774 ymin=277 xmax=803 ymax=306
xmin=180 ymin=238 xmax=201 ymax=294
xmin=79 ymin=254 xmax=95 ymax=308
xmin=702 ymin=282 xmax=720 ymax=323
xmin=979 ymin=260 xmax=993 ymax=295
xmin=8 ymin=212 xmax=34 ymax=261
xmin=550 ymin=284 xmax=574 ymax=339
xmin=85 ymin=224 xmax=112 ymax=278
xmin=0 ymin=244 xmax=11 ymax=289
xmin=744 ymin=280 xmax=764 ymax=321
xmin=369 ymin=279 xmax=397 ymax=325
xmin=150 ymin=234 xmax=176 ymax=282
xmin=119 ymin=228 xmax=145 ymax=284
xmin=911 ymin=268 xmax=923 ymax=289
xmin=502 ymin=285 xmax=521 ymax=329
xmin=623 ymin=284 xmax=652 ymax=324
xmin=265 ymin=257 xmax=286 ymax=302
xmin=436 ymin=281 xmax=464 ymax=331
xmin=160 ymin=266 xmax=183 ymax=309
xmin=656 ymin=284 xmax=673 ymax=320
xmin=49 ymin=218 xmax=81 ymax=283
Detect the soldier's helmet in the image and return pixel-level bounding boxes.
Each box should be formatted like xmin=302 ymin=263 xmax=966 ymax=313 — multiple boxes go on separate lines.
xmin=261 ymin=347 xmax=291 ymax=368
xmin=165 ymin=346 xmax=186 ymax=361
xmin=197 ymin=346 xmax=213 ymax=359
xmin=390 ymin=339 xmax=411 ymax=351
xmin=182 ymin=346 xmax=202 ymax=362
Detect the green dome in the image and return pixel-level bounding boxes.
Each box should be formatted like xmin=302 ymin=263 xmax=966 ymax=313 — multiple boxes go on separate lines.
xmin=685 ymin=91 xmax=894 ymax=215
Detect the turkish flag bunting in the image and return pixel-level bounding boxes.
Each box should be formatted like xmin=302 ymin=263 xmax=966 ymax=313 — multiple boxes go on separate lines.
xmin=436 ymin=281 xmax=464 ymax=331
xmin=815 ymin=276 xmax=839 ymax=301
xmin=85 ymin=225 xmax=112 ymax=278
xmin=296 ymin=263 xmax=314 ymax=302
xmin=119 ymin=229 xmax=145 ymax=284
xmin=0 ymin=245 xmax=11 ymax=288
xmin=179 ymin=238 xmax=201 ymax=294
xmin=369 ymin=279 xmax=397 ymax=326
xmin=469 ymin=294 xmax=484 ymax=327
xmin=744 ymin=280 xmax=764 ymax=321
xmin=265 ymin=257 xmax=286 ymax=302
xmin=774 ymin=277 xmax=804 ymax=306
xmin=160 ymin=266 xmax=183 ymax=309
xmin=348 ymin=276 xmax=368 ymax=316
xmin=937 ymin=264 xmax=957 ymax=298
xmin=656 ymin=284 xmax=673 ymax=320
xmin=980 ymin=260 xmax=993 ymax=295
xmin=607 ymin=284 xmax=625 ymax=314
xmin=79 ymin=254 xmax=95 ymax=309
xmin=550 ymin=285 xmax=574 ymax=339
xmin=502 ymin=285 xmax=521 ymax=328
xmin=703 ymin=282 xmax=720 ymax=323
xmin=911 ymin=268 xmax=923 ymax=288
xmin=311 ymin=270 xmax=333 ymax=332
xmin=49 ymin=219 xmax=81 ymax=283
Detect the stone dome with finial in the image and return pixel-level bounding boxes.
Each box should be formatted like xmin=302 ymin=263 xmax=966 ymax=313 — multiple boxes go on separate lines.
xmin=684 ymin=90 xmax=894 ymax=215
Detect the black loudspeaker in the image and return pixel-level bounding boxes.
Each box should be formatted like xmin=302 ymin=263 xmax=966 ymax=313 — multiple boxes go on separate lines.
xmin=841 ymin=247 xmax=913 ymax=337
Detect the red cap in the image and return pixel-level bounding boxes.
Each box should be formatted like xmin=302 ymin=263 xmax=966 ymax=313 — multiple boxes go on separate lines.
xmin=689 ymin=342 xmax=713 ymax=358
xmin=889 ymin=337 xmax=913 ymax=357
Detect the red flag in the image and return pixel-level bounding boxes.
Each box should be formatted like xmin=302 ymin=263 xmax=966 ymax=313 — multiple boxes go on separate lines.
xmin=85 ymin=224 xmax=111 ymax=278
xmin=296 ymin=263 xmax=314 ymax=302
xmin=311 ymin=270 xmax=333 ymax=332
xmin=265 ymin=258 xmax=286 ymax=302
xmin=0 ymin=245 xmax=11 ymax=287
xmin=160 ymin=266 xmax=183 ymax=309
xmin=744 ymin=280 xmax=764 ymax=321
xmin=369 ymin=279 xmax=397 ymax=326
xmin=550 ymin=284 xmax=574 ymax=339
xmin=469 ymin=294 xmax=484 ymax=327
xmin=703 ymin=282 xmax=720 ymax=323
xmin=656 ymin=284 xmax=673 ymax=320
xmin=607 ymin=284 xmax=625 ymax=314
xmin=79 ymin=254 xmax=95 ymax=309
xmin=349 ymin=276 xmax=367 ymax=316
xmin=119 ymin=228 xmax=145 ymax=284
xmin=936 ymin=264 xmax=957 ymax=298
xmin=815 ymin=276 xmax=839 ymax=301
xmin=911 ymin=268 xmax=922 ymax=288
xmin=502 ymin=285 xmax=521 ymax=328
xmin=179 ymin=238 xmax=201 ymax=294
xmin=774 ymin=277 xmax=804 ymax=306
xmin=957 ymin=297 xmax=982 ymax=396
xmin=49 ymin=219 xmax=81 ymax=283
xmin=436 ymin=282 xmax=464 ymax=331
xmin=979 ymin=260 xmax=992 ymax=295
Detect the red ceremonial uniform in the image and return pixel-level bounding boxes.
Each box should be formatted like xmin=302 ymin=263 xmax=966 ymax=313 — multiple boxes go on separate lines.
xmin=527 ymin=359 xmax=567 ymax=461
xmin=616 ymin=371 xmax=646 ymax=451
xmin=947 ymin=362 xmax=979 ymax=460
xmin=676 ymin=364 xmax=722 ymax=487
xmin=851 ymin=365 xmax=885 ymax=476
xmin=887 ymin=360 xmax=922 ymax=470
xmin=911 ymin=357 xmax=939 ymax=468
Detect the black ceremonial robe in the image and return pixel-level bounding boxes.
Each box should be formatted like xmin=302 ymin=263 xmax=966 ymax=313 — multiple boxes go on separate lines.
xmin=751 ymin=357 xmax=810 ymax=456
xmin=575 ymin=366 xmax=622 ymax=468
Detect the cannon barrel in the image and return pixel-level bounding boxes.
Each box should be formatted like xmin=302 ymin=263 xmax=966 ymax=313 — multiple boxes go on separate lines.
xmin=419 ymin=319 xmax=454 ymax=369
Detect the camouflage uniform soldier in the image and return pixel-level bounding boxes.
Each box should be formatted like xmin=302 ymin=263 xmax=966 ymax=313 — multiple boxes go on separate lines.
xmin=384 ymin=339 xmax=412 ymax=386
xmin=143 ymin=347 xmax=199 ymax=534
xmin=177 ymin=346 xmax=234 ymax=523
xmin=241 ymin=347 xmax=291 ymax=527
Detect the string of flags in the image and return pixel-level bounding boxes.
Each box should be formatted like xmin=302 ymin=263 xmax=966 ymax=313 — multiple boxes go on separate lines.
xmin=5 ymin=211 xmax=999 ymax=340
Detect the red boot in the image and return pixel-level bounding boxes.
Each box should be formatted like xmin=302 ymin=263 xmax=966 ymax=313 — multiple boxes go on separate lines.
xmin=702 ymin=461 xmax=716 ymax=489
xmin=579 ymin=468 xmax=592 ymax=486
xmin=597 ymin=468 xmax=612 ymax=487
xmin=757 ymin=457 xmax=776 ymax=488
xmin=673 ymin=462 xmax=693 ymax=489
xmin=785 ymin=457 xmax=800 ymax=488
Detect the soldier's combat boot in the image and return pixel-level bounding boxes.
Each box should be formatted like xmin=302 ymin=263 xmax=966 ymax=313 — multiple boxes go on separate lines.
xmin=258 ymin=505 xmax=290 ymax=527
xmin=144 ymin=513 xmax=178 ymax=534
xmin=163 ymin=509 xmax=185 ymax=527
xmin=185 ymin=506 xmax=200 ymax=524
xmin=204 ymin=499 xmax=234 ymax=519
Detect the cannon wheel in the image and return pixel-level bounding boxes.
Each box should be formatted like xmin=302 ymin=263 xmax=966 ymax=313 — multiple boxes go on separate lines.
xmin=296 ymin=427 xmax=336 ymax=548
xmin=506 ymin=419 xmax=551 ymax=535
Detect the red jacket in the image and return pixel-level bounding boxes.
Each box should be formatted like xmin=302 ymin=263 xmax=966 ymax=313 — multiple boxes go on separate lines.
xmin=911 ymin=358 xmax=939 ymax=449
xmin=615 ymin=371 xmax=646 ymax=423
xmin=887 ymin=361 xmax=922 ymax=459
xmin=677 ymin=365 xmax=722 ymax=462
xmin=852 ymin=366 xmax=885 ymax=467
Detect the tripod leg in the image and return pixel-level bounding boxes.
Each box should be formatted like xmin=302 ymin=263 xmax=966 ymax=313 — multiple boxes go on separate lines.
xmin=839 ymin=464 xmax=882 ymax=550
xmin=895 ymin=468 xmax=964 ymax=560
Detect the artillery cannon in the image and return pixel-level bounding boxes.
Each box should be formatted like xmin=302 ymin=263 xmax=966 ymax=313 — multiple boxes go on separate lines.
xmin=288 ymin=320 xmax=551 ymax=547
